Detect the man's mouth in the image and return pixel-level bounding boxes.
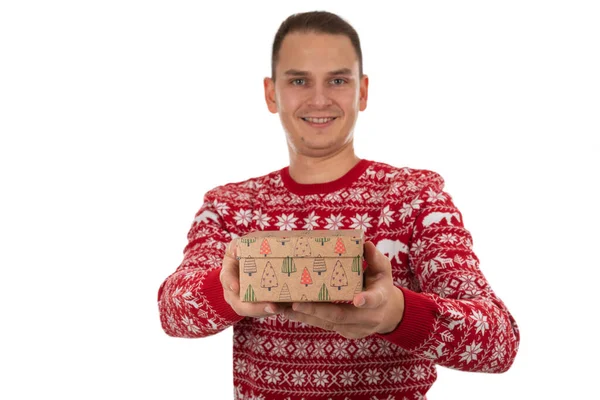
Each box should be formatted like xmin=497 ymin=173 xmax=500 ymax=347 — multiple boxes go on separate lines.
xmin=301 ymin=117 xmax=337 ymax=127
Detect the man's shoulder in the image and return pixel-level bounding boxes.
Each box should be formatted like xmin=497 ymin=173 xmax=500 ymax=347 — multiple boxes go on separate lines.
xmin=367 ymin=159 xmax=445 ymax=189
xmin=203 ymin=167 xmax=284 ymax=202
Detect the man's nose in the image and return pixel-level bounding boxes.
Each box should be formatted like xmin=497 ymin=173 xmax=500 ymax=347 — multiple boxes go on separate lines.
xmin=307 ymin=84 xmax=333 ymax=107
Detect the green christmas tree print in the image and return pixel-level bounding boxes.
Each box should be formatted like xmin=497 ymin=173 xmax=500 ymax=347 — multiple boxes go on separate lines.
xmin=318 ymin=283 xmax=330 ymax=301
xmin=281 ymin=256 xmax=297 ymax=277
xmin=351 ymin=255 xmax=362 ymax=275
xmin=244 ymin=285 xmax=256 ymax=302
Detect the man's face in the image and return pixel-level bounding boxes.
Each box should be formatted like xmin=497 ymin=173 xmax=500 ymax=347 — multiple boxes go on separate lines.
xmin=264 ymin=32 xmax=368 ymax=158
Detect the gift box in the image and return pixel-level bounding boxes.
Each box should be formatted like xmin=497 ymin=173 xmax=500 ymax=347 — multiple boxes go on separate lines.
xmin=237 ymin=229 xmax=365 ymax=302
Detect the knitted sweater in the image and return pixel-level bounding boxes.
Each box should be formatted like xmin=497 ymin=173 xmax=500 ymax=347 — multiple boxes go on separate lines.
xmin=157 ymin=159 xmax=520 ymax=400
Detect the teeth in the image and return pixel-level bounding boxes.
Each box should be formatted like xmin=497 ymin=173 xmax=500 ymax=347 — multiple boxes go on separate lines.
xmin=303 ymin=117 xmax=335 ymax=124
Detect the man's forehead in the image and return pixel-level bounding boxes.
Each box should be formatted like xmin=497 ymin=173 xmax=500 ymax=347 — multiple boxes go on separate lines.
xmin=283 ymin=67 xmax=354 ymax=77
xmin=277 ymin=33 xmax=358 ymax=77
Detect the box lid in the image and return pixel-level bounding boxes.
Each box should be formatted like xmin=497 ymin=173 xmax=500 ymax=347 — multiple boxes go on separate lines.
xmin=236 ymin=229 xmax=364 ymax=259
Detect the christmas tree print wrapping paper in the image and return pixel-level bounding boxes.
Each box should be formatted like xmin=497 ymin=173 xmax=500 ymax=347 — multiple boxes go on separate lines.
xmin=237 ymin=229 xmax=365 ymax=302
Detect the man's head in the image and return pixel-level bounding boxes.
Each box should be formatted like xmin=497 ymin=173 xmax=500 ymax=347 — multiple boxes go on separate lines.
xmin=264 ymin=11 xmax=368 ymax=158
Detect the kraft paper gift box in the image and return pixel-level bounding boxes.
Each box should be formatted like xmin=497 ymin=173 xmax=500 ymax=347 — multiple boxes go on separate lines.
xmin=237 ymin=229 xmax=365 ymax=302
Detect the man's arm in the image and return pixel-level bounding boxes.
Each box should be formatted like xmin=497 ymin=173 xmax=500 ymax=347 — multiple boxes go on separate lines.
xmin=376 ymin=175 xmax=520 ymax=373
xmin=157 ymin=195 xmax=244 ymax=338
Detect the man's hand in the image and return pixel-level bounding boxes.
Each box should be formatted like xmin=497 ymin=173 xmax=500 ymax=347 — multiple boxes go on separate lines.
xmin=220 ymin=238 xmax=283 ymax=318
xmin=283 ymin=241 xmax=405 ymax=339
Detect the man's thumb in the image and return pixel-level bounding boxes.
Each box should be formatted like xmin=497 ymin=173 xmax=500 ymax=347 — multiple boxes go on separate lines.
xmin=363 ymin=241 xmax=392 ymax=279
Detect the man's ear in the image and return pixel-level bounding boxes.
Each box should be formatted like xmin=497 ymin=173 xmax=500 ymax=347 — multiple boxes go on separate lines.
xmin=264 ymin=77 xmax=278 ymax=114
xmin=359 ymin=74 xmax=369 ymax=112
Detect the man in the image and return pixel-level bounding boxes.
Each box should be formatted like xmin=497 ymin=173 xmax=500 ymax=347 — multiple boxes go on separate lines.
xmin=157 ymin=10 xmax=519 ymax=400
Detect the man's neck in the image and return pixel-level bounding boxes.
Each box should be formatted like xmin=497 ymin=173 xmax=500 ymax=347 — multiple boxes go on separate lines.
xmin=287 ymin=145 xmax=360 ymax=185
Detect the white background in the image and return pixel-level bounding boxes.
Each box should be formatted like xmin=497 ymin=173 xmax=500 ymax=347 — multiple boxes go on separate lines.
xmin=1 ymin=1 xmax=598 ymax=399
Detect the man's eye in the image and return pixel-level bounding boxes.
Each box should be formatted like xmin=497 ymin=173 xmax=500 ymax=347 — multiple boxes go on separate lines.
xmin=332 ymin=78 xmax=346 ymax=85
xmin=291 ymin=79 xmax=305 ymax=85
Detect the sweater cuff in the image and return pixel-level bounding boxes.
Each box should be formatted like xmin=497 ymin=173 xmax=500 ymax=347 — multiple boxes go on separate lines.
xmin=202 ymin=266 xmax=245 ymax=324
xmin=375 ymin=287 xmax=438 ymax=350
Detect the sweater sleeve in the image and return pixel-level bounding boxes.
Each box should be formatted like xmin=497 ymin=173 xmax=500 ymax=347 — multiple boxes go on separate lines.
xmin=375 ymin=172 xmax=520 ymax=373
xmin=157 ymin=191 xmax=244 ymax=338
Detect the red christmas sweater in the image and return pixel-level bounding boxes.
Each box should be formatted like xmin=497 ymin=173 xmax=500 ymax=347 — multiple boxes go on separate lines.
xmin=157 ymin=159 xmax=520 ymax=400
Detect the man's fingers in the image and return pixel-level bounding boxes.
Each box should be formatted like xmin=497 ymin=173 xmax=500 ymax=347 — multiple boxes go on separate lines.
xmin=235 ymin=301 xmax=282 ymax=318
xmin=225 ymin=238 xmax=238 ymax=259
xmin=221 ymin=242 xmax=240 ymax=293
xmin=290 ymin=302 xmax=374 ymax=325
xmin=353 ymin=286 xmax=386 ymax=309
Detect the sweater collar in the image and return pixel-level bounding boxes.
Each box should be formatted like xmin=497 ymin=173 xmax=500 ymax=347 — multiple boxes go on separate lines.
xmin=279 ymin=158 xmax=372 ymax=195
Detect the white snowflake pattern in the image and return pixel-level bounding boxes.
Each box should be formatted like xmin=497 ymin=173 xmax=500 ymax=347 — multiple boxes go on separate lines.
xmin=313 ymin=371 xmax=329 ymax=387
xmin=233 ymin=208 xmax=252 ymax=227
xmin=389 ymin=366 xmax=404 ymax=383
xmin=354 ymin=339 xmax=372 ymax=358
xmin=252 ymin=209 xmax=271 ymax=229
xmin=394 ymin=276 xmax=410 ymax=288
xmin=376 ymin=340 xmax=393 ymax=356
xmin=339 ymin=370 xmax=356 ymax=386
xmin=426 ymin=188 xmax=447 ymax=203
xmin=212 ymin=200 xmax=229 ymax=215
xmin=412 ymin=365 xmax=427 ymax=381
xmin=291 ymin=370 xmax=307 ymax=386
xmin=324 ymin=191 xmax=343 ymax=203
xmin=303 ymin=211 xmax=320 ymax=230
xmin=246 ymin=333 xmax=266 ymax=355
xmin=434 ymin=281 xmax=454 ymax=298
xmin=271 ymin=338 xmax=288 ymax=357
xmin=264 ymin=367 xmax=282 ymax=384
xmin=347 ymin=187 xmax=365 ymax=202
xmin=235 ymin=192 xmax=252 ymax=202
xmin=234 ymin=358 xmax=247 ymax=373
xmin=411 ymin=239 xmax=426 ymax=255
xmin=460 ymin=341 xmax=483 ymax=363
xmin=267 ymin=194 xmax=286 ymax=206
xmin=399 ymin=198 xmax=424 ymax=221
xmin=389 ymin=182 xmax=404 ymax=196
xmin=439 ymin=233 xmax=458 ymax=244
xmin=325 ymin=213 xmax=345 ymax=230
xmin=460 ymin=275 xmax=478 ymax=291
xmin=379 ymin=205 xmax=395 ymax=227
xmin=312 ymin=340 xmax=328 ymax=358
xmin=350 ymin=213 xmax=373 ymax=231
xmin=470 ymin=310 xmax=489 ymax=335
xmin=332 ymin=339 xmax=350 ymax=359
xmin=248 ymin=364 xmax=258 ymax=379
xmin=205 ymin=238 xmax=226 ymax=251
xmin=181 ymin=316 xmax=200 ymax=334
xmin=364 ymin=368 xmax=381 ymax=384
xmin=293 ymin=340 xmax=309 ymax=358
xmin=276 ymin=213 xmax=298 ymax=230
xmin=368 ymin=190 xmax=386 ymax=203
xmin=406 ymin=181 xmax=419 ymax=192
xmin=464 ymin=287 xmax=483 ymax=298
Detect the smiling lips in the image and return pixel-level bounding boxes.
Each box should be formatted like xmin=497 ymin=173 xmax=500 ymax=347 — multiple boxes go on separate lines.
xmin=301 ymin=116 xmax=337 ymax=127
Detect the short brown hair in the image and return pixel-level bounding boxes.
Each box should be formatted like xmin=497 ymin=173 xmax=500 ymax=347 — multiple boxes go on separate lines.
xmin=271 ymin=11 xmax=363 ymax=82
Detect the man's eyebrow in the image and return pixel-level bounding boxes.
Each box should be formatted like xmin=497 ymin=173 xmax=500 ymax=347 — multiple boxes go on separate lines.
xmin=283 ymin=68 xmax=353 ymax=76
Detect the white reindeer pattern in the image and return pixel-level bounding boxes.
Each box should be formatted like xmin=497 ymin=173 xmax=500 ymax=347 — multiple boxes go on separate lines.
xmin=423 ymin=211 xmax=461 ymax=227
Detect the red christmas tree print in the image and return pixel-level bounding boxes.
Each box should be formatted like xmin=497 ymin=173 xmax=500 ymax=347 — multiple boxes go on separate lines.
xmin=300 ymin=267 xmax=313 ymax=287
xmin=260 ymin=238 xmax=272 ymax=257
xmin=334 ymin=237 xmax=346 ymax=256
